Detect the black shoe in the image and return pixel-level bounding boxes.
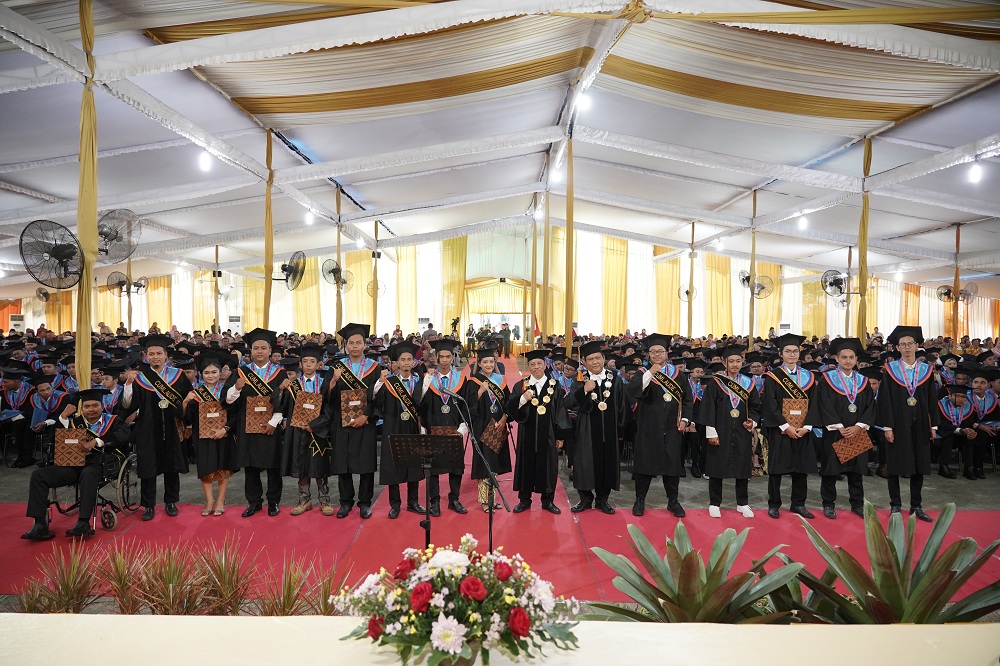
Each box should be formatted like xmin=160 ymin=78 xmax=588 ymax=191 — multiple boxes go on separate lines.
xmin=890 ymin=505 xmax=901 ymax=514
xmin=571 ymin=500 xmax=592 ymax=513
xmin=976 ymin=468 xmax=986 ymax=480
xmin=791 ymin=506 xmax=815 ymax=520
xmin=388 ymin=505 xmax=400 ymax=519
xmin=767 ymin=507 xmax=780 ymax=519
xmin=542 ymin=502 xmax=561 ymax=515
xmin=513 ymin=501 xmax=531 ymax=513
xmin=679 ymin=468 xmax=687 ymax=478
xmin=141 ymin=507 xmax=155 ymax=521
xmin=690 ymin=467 xmax=702 ymax=479
xmin=65 ymin=521 xmax=95 ymax=538
xmin=165 ymin=502 xmax=179 ymax=517
xmin=21 ymin=524 xmax=55 ymax=541
xmin=851 ymin=506 xmax=865 ymax=518
xmin=823 ymin=507 xmax=837 ymax=519
xmin=938 ymin=466 xmax=957 ymax=479
xmin=596 ymin=500 xmax=615 ymax=515
xmin=242 ymin=503 xmax=262 ymax=518
xmin=429 ymin=502 xmax=441 ymax=517
xmin=267 ymin=503 xmax=280 ymax=517
xmin=336 ymin=504 xmax=352 ymax=519
xmin=910 ymin=507 xmax=933 ymax=523
xmin=359 ymin=505 xmax=373 ymax=519
xmin=407 ymin=502 xmax=426 ymax=514
xmin=631 ymin=498 xmax=645 ymax=517
xmin=448 ymin=500 xmax=468 ymax=515
xmin=876 ymin=465 xmax=888 ymax=479
xmin=667 ymin=501 xmax=686 ymax=518
xmin=963 ymin=468 xmax=977 ymax=480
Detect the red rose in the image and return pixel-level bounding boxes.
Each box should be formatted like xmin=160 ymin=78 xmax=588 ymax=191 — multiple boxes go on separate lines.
xmin=494 ymin=561 xmax=514 ymax=582
xmin=367 ymin=615 xmax=385 ymax=640
xmin=393 ymin=558 xmax=415 ymax=579
xmin=410 ymin=581 xmax=433 ymax=613
xmin=508 ymin=607 xmax=531 ymax=638
xmin=459 ymin=576 xmax=488 ymax=602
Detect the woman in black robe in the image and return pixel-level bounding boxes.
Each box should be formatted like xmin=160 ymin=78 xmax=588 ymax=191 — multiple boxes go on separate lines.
xmin=464 ymin=348 xmax=512 ymax=511
xmin=183 ymin=354 xmax=237 ymax=516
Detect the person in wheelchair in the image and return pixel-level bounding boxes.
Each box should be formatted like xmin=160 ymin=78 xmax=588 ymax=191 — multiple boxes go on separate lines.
xmin=21 ymin=389 xmax=131 ymax=540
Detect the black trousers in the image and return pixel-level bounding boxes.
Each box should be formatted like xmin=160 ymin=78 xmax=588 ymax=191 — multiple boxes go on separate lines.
xmin=4 ymin=419 xmax=33 ymax=463
xmin=426 ymin=472 xmax=463 ymax=504
xmin=245 ymin=466 xmax=282 ymax=505
xmin=27 ymin=464 xmax=102 ymax=522
xmin=767 ymin=472 xmax=808 ymax=510
xmin=338 ymin=472 xmax=374 ymax=507
xmin=709 ymin=477 xmax=749 ymax=507
xmin=888 ymin=473 xmax=923 ymax=509
xmin=634 ymin=474 xmax=680 ymax=503
xmin=140 ymin=472 xmax=180 ymax=508
xmin=388 ymin=481 xmax=421 ymax=507
xmin=517 ymin=489 xmax=555 ymax=503
xmin=578 ymin=488 xmax=612 ymax=503
xmin=685 ymin=430 xmax=705 ymax=472
xmin=961 ymin=436 xmax=988 ymax=470
xmin=820 ymin=473 xmax=864 ymax=510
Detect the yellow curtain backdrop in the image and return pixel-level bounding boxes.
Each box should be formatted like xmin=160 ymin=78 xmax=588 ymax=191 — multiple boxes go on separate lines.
xmin=901 ymin=283 xmax=921 ymax=326
xmin=704 ymin=253 xmax=732 ymax=337
xmin=146 ymin=276 xmax=172 ymax=333
xmin=654 ymin=246 xmax=680 ymax=335
xmin=943 ymin=297 xmax=969 ymax=340
xmin=93 ymin=286 xmax=120 ymax=331
xmin=466 ymin=282 xmax=526 ymax=315
xmin=753 ymin=262 xmax=783 ymax=339
xmin=344 ymin=250 xmax=374 ymax=326
xmin=46 ymin=292 xmax=75 ymax=333
xmin=293 ymin=257 xmax=322 ymax=334
xmin=547 ymin=226 xmax=566 ymax=339
xmin=242 ymin=273 xmax=266 ymax=331
xmin=992 ymin=300 xmax=1000 ymax=338
xmin=801 ymin=271 xmax=827 ymax=339
xmin=395 ymin=245 xmax=418 ymax=335
xmin=190 ymin=271 xmax=215 ymax=332
xmin=602 ymin=236 xmax=628 ymax=336
xmin=441 ymin=238 xmax=467 ymax=331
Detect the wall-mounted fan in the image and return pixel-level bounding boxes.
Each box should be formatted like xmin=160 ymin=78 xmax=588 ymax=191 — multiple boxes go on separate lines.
xmin=678 ymin=285 xmax=696 ymax=302
xmin=936 ymin=285 xmax=955 ymax=302
xmin=958 ymin=282 xmax=978 ymax=302
xmin=751 ymin=275 xmax=774 ymax=299
xmin=273 ymin=251 xmax=306 ymax=291
xmin=821 ymin=270 xmax=847 ymax=298
xmin=35 ymin=287 xmax=50 ymax=302
xmin=367 ymin=279 xmax=386 ymax=298
xmin=19 ymin=219 xmax=83 ymax=289
xmin=833 ymin=296 xmax=848 ymax=310
xmin=132 ymin=276 xmax=148 ymax=295
xmin=322 ymin=259 xmax=354 ymax=293
xmin=97 ymin=209 xmax=141 ymax=263
xmin=107 ymin=271 xmax=130 ymax=296
xmin=738 ymin=270 xmax=751 ymax=288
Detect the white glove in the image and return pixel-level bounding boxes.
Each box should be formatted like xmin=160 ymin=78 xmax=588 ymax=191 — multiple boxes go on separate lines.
xmin=457 ymin=423 xmax=469 ymax=437
xmin=420 ymin=426 xmax=427 ymax=435
xmin=44 ymin=419 xmax=56 ymax=426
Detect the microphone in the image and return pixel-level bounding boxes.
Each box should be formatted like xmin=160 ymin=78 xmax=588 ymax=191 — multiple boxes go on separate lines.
xmin=440 ymin=385 xmax=467 ymax=402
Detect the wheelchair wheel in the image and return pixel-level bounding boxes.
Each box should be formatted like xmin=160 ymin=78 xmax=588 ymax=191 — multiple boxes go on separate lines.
xmin=100 ymin=507 xmax=117 ymax=530
xmin=117 ymin=453 xmax=140 ymax=515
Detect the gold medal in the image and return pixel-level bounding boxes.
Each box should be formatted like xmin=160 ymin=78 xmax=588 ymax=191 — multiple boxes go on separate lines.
xmin=848 ymin=404 xmax=857 ymax=413
xmin=531 ymin=398 xmax=539 ymax=406
xmin=537 ymin=405 xmax=547 ymax=415
xmin=401 ymin=412 xmax=411 ymax=420
xmin=547 ymin=387 xmax=554 ymax=395
xmin=603 ymin=390 xmax=611 ymax=398
xmin=598 ymin=402 xmax=608 ymax=411
xmin=441 ymin=404 xmax=451 ymax=414
xmin=158 ymin=399 xmax=169 ymax=409
xmin=906 ymin=396 xmax=917 ymax=406
xmin=730 ymin=408 xmax=740 ymax=418
xmin=542 ymin=395 xmax=550 ymax=404
xmin=591 ymin=394 xmax=598 ymax=401
xmin=664 ymin=394 xmax=672 ymax=402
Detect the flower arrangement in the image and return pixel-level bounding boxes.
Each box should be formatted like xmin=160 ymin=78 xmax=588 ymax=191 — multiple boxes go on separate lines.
xmin=337 ymin=534 xmax=579 ymax=665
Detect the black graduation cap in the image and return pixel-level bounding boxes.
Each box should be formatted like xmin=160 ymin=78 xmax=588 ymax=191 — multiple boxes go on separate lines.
xmin=75 ymin=388 xmax=110 ymax=404
xmin=707 ymin=362 xmax=725 ymax=373
xmin=142 ymin=334 xmax=174 ymax=351
xmin=579 ymin=340 xmax=604 ymax=358
xmin=887 ymin=325 xmax=923 ymax=345
xmin=621 ymin=354 xmax=645 ymax=367
xmin=941 ymin=383 xmax=969 ymax=395
xmin=720 ymin=344 xmax=746 ymax=360
xmin=429 ymin=339 xmax=457 ymax=354
xmin=828 ymin=337 xmax=864 ymax=356
xmin=174 ymin=341 xmax=201 ymax=356
xmin=243 ymin=328 xmax=278 ymax=348
xmin=522 ymin=349 xmax=549 ymax=362
xmin=859 ymin=367 xmax=883 ymax=380
xmin=297 ymin=345 xmax=325 ymax=361
xmin=337 ymin=323 xmax=370 ymax=343
xmin=4 ymin=340 xmax=25 ymax=351
xmin=685 ymin=358 xmax=706 ymax=370
xmin=103 ymin=360 xmax=128 ymax=374
xmin=365 ymin=352 xmax=383 ymax=362
xmin=802 ymin=361 xmax=823 ymax=371
xmin=939 ymin=353 xmax=960 ymax=364
xmin=476 ymin=345 xmax=499 ymax=359
xmin=772 ymin=333 xmax=806 ymax=351
xmin=563 ymin=358 xmax=580 ymax=370
xmin=389 ymin=342 xmax=420 ymax=361
xmin=975 ymin=352 xmax=996 ymax=364
xmin=278 ymin=356 xmax=301 ymax=369
xmin=641 ymin=333 xmax=670 ymax=351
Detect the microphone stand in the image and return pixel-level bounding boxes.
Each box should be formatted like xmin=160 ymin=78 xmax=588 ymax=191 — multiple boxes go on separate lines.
xmin=442 ymin=387 xmax=510 ymax=553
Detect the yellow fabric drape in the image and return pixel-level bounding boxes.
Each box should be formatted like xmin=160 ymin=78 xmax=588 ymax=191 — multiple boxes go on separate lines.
xmin=46 ymin=293 xmax=75 ymax=334
xmin=234 ymin=47 xmax=594 ymax=115
xmin=192 ymin=271 xmax=216 ymax=332
xmin=992 ymin=300 xmax=1000 ymax=339
xmin=344 ymin=250 xmax=374 ymax=326
xmin=262 ymin=131 xmax=274 ymax=329
xmin=801 ymin=271 xmax=827 ymax=340
xmin=466 ymin=284 xmax=526 ymax=315
xmin=855 ymin=138 xmax=872 ymax=344
xmin=242 ymin=271 xmax=266 ymax=332
xmin=944 ymin=297 xmax=970 ymax=340
xmin=704 ymin=253 xmax=732 ymax=337
xmin=293 ymin=257 xmax=322 ymax=334
xmin=547 ymin=226 xmax=566 ymax=338
xmin=602 ymin=236 xmax=628 ymax=336
xmin=652 ymin=7 xmax=1000 ymax=24
xmin=146 ymin=276 xmax=173 ymax=333
xmin=653 ymin=246 xmax=680 ymax=335
xmin=94 ymin=286 xmax=120 ymax=331
xmin=901 ymin=283 xmax=921 ymax=326
xmin=753 ymin=262 xmax=783 ymax=339
xmin=395 ymin=245 xmax=418 ymax=335
xmin=441 ymin=237 xmax=467 ymax=331
xmin=565 ymin=138 xmax=576 ymax=339
xmin=75 ymin=0 xmax=98 ymax=384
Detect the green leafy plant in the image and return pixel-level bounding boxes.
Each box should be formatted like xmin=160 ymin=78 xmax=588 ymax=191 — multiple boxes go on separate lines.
xmin=254 ymin=556 xmax=314 ymax=616
xmin=789 ymin=501 xmax=1000 ymax=623
xmin=17 ymin=541 xmax=104 ymax=614
xmin=589 ymin=522 xmax=804 ymax=623
xmin=105 ymin=539 xmax=149 ymax=614
xmin=199 ymin=535 xmax=261 ymax=616
xmin=16 ymin=579 xmax=53 ymax=614
xmin=309 ymin=558 xmax=352 ymax=616
xmin=139 ymin=542 xmax=207 ymax=615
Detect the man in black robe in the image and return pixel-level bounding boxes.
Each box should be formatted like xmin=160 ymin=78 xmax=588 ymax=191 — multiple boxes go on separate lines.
xmin=699 ymin=345 xmax=761 ymax=518
xmin=684 ymin=359 xmax=709 ymax=479
xmin=965 ymin=368 xmax=998 ymax=480
xmin=1 ymin=361 xmax=36 ymax=467
xmin=510 ymin=349 xmax=570 ymax=513
xmin=418 ymin=338 xmax=469 ymax=515
xmin=625 ymin=333 xmax=692 ymax=517
xmin=879 ymin=326 xmax=939 ymax=522
xmin=814 ymin=338 xmax=876 ymax=519
xmin=21 ymin=389 xmax=132 ymax=540
xmin=570 ymin=340 xmax=628 ymax=514
xmin=281 ymin=344 xmax=334 ymax=516
xmin=120 ymin=334 xmax=191 ymax=521
xmin=224 ymin=328 xmax=285 ymax=518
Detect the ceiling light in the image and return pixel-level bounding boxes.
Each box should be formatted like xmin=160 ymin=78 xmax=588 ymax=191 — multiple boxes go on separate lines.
xmin=533 ymin=207 xmax=543 ymax=222
xmin=356 ymin=237 xmax=365 ymax=249
xmin=576 ymin=94 xmax=592 ymax=112
xmin=550 ymin=170 xmax=562 ymax=184
xmin=895 ymin=271 xmax=903 ymax=282
xmin=797 ymin=216 xmax=808 ymax=230
xmin=968 ymin=162 xmax=982 ymax=184
xmin=305 ymin=212 xmax=315 ymax=226
xmin=198 ymin=150 xmax=212 ymax=172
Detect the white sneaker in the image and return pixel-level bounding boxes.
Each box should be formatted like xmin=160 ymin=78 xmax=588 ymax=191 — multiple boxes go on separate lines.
xmin=708 ymin=505 xmax=722 ymax=518
xmin=737 ymin=505 xmax=754 ymax=518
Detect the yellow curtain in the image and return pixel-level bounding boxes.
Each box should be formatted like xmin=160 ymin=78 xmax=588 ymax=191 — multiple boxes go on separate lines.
xmin=146 ymin=276 xmax=172 ymax=333
xmin=396 ymin=245 xmax=418 ymax=335
xmin=46 ymin=292 xmax=75 ymax=334
xmin=547 ymin=226 xmax=566 ymax=339
xmin=704 ymin=253 xmax=732 ymax=337
xmin=901 ymin=283 xmax=921 ymax=326
xmin=292 ymin=257 xmax=322 ymax=334
xmin=654 ymin=246 xmax=680 ymax=335
xmin=855 ymin=138 xmax=872 ymax=344
xmin=801 ymin=271 xmax=827 ymax=340
xmin=441 ymin=238 xmax=467 ymax=330
xmin=753 ymin=261 xmax=783 ymax=339
xmin=242 ymin=273 xmax=266 ymax=331
xmin=466 ymin=284 xmax=525 ymax=315
xmin=344 ymin=250 xmax=374 ymax=326
xmin=945 ymin=297 xmax=970 ymax=340
xmin=94 ymin=286 xmax=120 ymax=331
xmin=602 ymin=236 xmax=628 ymax=336
xmin=992 ymin=300 xmax=1000 ymax=339
xmin=191 ymin=271 xmax=216 ymax=332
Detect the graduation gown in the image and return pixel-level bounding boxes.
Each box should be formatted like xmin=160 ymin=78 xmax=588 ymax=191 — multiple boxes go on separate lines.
xmin=280 ymin=373 xmax=332 ymax=478
xmin=120 ymin=366 xmax=191 ymax=478
xmin=568 ymin=370 xmax=628 ymax=492
xmin=626 ymin=365 xmax=692 ymax=477
xmin=554 ymin=373 xmax=579 ymax=462
xmin=878 ymin=360 xmax=939 ymax=476
xmin=466 ymin=371 xmax=512 ymax=479
xmin=509 ymin=376 xmax=571 ymax=494
xmin=418 ymin=368 xmax=467 ymax=475
xmin=222 ymin=362 xmax=284 ymax=470
xmin=325 ymin=358 xmax=381 ymax=475
xmin=29 ymin=390 xmax=69 ymax=430
xmin=183 ymin=383 xmax=239 ymax=479
xmin=698 ymin=373 xmax=762 ymax=480
xmin=2 ymin=383 xmax=35 ymax=449
xmin=814 ymin=370 xmax=876 ymax=476
xmin=59 ymin=413 xmax=132 ymax=461
xmin=372 ymin=373 xmax=423 ymax=485
xmin=761 ymin=367 xmax=818 ymax=475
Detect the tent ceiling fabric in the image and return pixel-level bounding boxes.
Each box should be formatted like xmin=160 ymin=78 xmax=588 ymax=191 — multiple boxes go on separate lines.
xmin=1 ymin=0 xmax=999 ymax=302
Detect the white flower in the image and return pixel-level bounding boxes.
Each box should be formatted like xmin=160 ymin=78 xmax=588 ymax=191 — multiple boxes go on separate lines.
xmin=430 ymin=613 xmax=468 ymax=654
xmin=460 ymin=533 xmax=479 ymax=551
xmin=427 ymin=550 xmax=471 ymax=575
xmin=353 ymin=573 xmax=382 ymax=599
xmin=385 ymin=622 xmax=402 ymax=636
xmin=430 ymin=592 xmax=446 ymax=609
xmin=527 ymin=578 xmax=556 ymax=613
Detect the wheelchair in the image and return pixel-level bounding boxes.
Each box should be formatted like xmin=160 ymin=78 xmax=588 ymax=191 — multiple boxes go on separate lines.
xmin=44 ymin=440 xmax=141 ymax=531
